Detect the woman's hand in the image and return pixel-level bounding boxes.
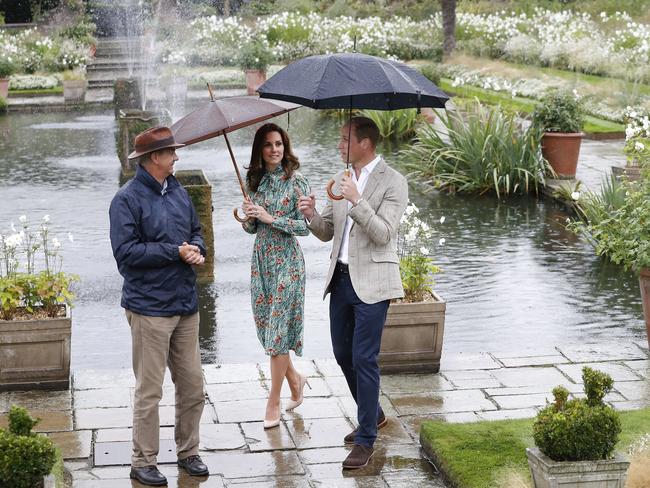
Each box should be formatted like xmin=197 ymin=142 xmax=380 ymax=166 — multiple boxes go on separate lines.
xmin=244 ymin=198 xmax=274 ymax=225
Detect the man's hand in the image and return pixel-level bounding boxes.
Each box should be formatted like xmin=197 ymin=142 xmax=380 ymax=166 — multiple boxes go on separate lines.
xmin=340 ymin=172 xmax=361 ymax=205
xmin=298 ymin=193 xmax=316 ymax=220
xmin=179 ymin=242 xmax=205 ymax=265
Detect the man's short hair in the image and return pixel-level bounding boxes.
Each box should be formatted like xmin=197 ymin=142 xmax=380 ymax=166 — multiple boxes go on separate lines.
xmin=349 ymin=116 xmax=380 ymax=148
xmin=139 ymin=153 xmax=152 ymax=166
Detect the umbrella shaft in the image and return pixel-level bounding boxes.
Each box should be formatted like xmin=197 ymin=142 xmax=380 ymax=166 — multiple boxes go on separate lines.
xmin=223 ymin=132 xmax=248 ymax=198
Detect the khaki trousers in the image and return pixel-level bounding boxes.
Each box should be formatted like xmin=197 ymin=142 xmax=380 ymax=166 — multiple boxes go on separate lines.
xmin=126 ymin=310 xmax=205 ymax=468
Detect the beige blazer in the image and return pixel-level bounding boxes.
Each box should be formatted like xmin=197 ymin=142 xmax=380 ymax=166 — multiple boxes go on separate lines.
xmin=308 ymin=158 xmax=409 ymax=304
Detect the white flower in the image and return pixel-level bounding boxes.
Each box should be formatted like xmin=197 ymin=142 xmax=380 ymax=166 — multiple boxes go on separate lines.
xmin=421 ymin=222 xmax=430 ymax=232
xmin=439 ymin=216 xmax=446 ymax=224
xmin=438 ymin=238 xmax=446 ymax=245
xmin=52 ymin=237 xmax=61 ymax=250
xmin=419 ymin=246 xmax=430 ymax=255
xmin=566 ymin=217 xmax=571 ymax=223
xmin=42 ymin=214 xmax=50 ymax=223
xmin=635 ymin=141 xmax=645 ymax=151
xmin=571 ymin=191 xmax=580 ymax=201
xmin=10 ymin=222 xmax=16 ymax=233
xmin=68 ymin=233 xmax=74 ymax=243
xmin=4 ymin=232 xmax=23 ymax=249
xmin=19 ymin=215 xmax=27 ymax=223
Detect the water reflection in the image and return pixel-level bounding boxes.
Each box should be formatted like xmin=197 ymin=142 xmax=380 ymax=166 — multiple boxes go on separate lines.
xmin=0 ymin=107 xmax=644 ymax=370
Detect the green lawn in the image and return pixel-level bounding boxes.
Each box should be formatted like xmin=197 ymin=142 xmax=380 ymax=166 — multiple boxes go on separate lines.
xmin=421 ymin=407 xmax=650 ymax=488
xmin=439 ymin=78 xmax=625 ymax=135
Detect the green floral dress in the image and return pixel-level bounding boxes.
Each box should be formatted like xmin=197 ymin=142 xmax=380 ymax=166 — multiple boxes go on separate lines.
xmin=242 ymin=167 xmax=311 ymax=356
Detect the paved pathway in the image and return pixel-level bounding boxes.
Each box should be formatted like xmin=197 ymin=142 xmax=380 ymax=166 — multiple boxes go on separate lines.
xmin=2 ymin=341 xmax=650 ymax=487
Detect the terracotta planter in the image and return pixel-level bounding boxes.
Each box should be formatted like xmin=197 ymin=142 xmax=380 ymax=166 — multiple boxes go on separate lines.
xmin=245 ymin=69 xmax=266 ymax=95
xmin=0 ymin=306 xmax=71 ymax=391
xmin=526 ymin=447 xmax=629 ymax=488
xmin=63 ymin=79 xmax=87 ymax=103
xmin=639 ymin=268 xmax=650 ymax=349
xmin=379 ymin=292 xmax=446 ymax=373
xmin=541 ymin=132 xmax=584 ymax=179
xmin=0 ymin=77 xmax=9 ymax=99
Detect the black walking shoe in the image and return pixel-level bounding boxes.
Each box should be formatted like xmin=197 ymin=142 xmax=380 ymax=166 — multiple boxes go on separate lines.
xmin=344 ymin=411 xmax=388 ymax=444
xmin=129 ymin=466 xmax=168 ymax=486
xmin=178 ymin=455 xmax=209 ymax=476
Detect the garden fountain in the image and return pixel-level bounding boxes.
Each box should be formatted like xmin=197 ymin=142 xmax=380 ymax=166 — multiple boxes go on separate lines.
xmin=98 ymin=0 xmax=213 ymax=279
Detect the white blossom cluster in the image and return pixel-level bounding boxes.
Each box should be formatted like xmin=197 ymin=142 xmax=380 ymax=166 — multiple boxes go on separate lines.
xmin=398 ymin=203 xmax=445 ymax=259
xmin=455 ymin=8 xmax=650 ymax=81
xmin=8 ymin=74 xmax=60 ymax=90
xmin=624 ymin=106 xmax=650 ymax=140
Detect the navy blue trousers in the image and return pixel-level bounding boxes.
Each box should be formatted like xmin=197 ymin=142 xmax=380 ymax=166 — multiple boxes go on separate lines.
xmin=329 ymin=264 xmax=389 ymax=447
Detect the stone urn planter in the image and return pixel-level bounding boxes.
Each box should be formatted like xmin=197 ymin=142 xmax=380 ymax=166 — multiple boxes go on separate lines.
xmin=0 ymin=77 xmax=8 ymax=99
xmin=541 ymin=132 xmax=584 ymax=179
xmin=245 ymin=69 xmax=266 ymax=95
xmin=639 ymin=268 xmax=650 ymax=349
xmin=526 ymin=447 xmax=629 ymax=488
xmin=378 ymin=292 xmax=446 ymax=373
xmin=0 ymin=305 xmax=71 ymax=391
xmin=63 ymin=79 xmax=87 ymax=103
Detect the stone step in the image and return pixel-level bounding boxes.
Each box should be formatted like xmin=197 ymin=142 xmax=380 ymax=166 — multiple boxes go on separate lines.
xmin=88 ymin=77 xmax=157 ymax=89
xmin=88 ymin=61 xmax=152 ymax=72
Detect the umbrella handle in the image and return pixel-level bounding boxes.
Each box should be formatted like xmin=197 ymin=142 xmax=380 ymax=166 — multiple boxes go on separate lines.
xmin=233 ymin=207 xmax=250 ymax=223
xmin=326 ymin=168 xmax=349 ymax=201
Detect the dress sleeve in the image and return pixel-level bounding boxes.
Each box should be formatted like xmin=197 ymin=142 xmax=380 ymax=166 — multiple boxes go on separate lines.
xmin=270 ymin=174 xmax=310 ymax=237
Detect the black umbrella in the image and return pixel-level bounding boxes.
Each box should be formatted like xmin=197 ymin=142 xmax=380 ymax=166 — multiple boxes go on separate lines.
xmin=258 ymin=52 xmax=449 ymax=111
xmin=258 ymin=52 xmax=449 ymax=199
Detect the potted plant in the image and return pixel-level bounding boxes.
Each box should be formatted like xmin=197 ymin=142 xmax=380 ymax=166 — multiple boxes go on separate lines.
xmin=0 ymin=215 xmax=77 ymax=390
xmin=0 ymin=406 xmax=58 ymax=487
xmin=62 ymin=67 xmax=87 ymax=103
xmin=0 ymin=57 xmax=15 ymax=100
xmin=527 ymin=367 xmax=629 ymax=487
xmin=238 ymin=40 xmax=273 ymax=95
xmin=532 ymin=91 xmax=585 ymax=179
xmin=378 ymin=202 xmax=445 ymax=373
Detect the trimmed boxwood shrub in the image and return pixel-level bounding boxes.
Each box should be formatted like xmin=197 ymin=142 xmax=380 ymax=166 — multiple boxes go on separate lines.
xmin=0 ymin=406 xmax=57 ymax=488
xmin=533 ymin=367 xmax=621 ymax=462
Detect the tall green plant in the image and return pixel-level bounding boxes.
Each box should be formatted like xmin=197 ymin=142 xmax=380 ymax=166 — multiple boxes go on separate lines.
xmin=569 ymin=176 xmax=650 ymax=271
xmin=361 ymin=109 xmax=420 ymax=141
xmin=402 ymin=101 xmax=549 ymax=198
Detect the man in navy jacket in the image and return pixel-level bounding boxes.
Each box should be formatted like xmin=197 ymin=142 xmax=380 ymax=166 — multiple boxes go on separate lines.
xmin=109 ymin=126 xmax=209 ymax=486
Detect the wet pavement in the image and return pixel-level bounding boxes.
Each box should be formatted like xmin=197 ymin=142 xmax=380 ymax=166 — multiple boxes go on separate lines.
xmin=2 ymin=341 xmax=649 ymax=487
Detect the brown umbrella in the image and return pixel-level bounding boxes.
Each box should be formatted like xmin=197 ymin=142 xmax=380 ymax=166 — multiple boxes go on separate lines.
xmin=171 ymin=90 xmax=301 ymax=221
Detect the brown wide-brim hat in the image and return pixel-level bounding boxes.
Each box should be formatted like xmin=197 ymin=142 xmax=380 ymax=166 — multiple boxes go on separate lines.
xmin=128 ymin=126 xmax=185 ymax=159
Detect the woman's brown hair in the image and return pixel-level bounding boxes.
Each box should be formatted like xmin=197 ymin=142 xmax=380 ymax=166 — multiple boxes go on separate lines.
xmin=246 ymin=123 xmax=300 ymax=192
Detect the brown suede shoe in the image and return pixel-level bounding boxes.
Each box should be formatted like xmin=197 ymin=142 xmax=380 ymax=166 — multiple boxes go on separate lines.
xmin=342 ymin=444 xmax=374 ymax=469
xmin=344 ymin=412 xmax=388 ymax=444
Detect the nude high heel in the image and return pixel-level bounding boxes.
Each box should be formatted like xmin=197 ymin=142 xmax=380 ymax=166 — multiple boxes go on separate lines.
xmin=263 ymin=417 xmax=281 ymax=429
xmin=285 ymin=374 xmax=311 ymax=411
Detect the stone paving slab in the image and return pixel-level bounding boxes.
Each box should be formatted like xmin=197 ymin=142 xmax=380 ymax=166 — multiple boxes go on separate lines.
xmin=3 ymin=344 xmax=650 ymax=487
xmin=47 ymin=430 xmax=92 ymax=460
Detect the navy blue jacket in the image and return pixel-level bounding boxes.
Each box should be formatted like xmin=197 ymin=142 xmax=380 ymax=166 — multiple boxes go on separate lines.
xmin=109 ymin=165 xmax=206 ymax=317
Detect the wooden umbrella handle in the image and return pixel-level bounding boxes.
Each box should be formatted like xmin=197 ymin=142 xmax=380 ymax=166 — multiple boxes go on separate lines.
xmin=223 ymin=132 xmax=254 ymax=223
xmin=326 ymin=168 xmax=349 ymax=201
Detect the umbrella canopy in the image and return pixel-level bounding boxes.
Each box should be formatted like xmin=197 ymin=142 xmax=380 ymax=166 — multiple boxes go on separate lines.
xmin=258 ymin=52 xmax=449 ymax=110
xmin=171 ymin=95 xmax=301 ymax=146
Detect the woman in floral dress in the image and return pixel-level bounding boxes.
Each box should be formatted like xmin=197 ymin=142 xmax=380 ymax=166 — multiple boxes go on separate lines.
xmin=241 ymin=123 xmax=311 ymax=428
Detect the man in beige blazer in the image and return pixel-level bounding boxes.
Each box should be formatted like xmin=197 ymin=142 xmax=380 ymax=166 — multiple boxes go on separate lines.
xmin=298 ymin=116 xmax=408 ymax=469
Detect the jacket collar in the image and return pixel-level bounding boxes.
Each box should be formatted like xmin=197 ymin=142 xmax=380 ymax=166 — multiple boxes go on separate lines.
xmin=135 ymin=164 xmax=179 ymax=194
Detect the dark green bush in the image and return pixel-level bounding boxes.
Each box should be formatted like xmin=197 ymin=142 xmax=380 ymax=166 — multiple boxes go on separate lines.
xmin=0 ymin=406 xmax=57 ymax=488
xmin=0 ymin=96 xmax=7 ymax=113
xmin=419 ymin=63 xmax=443 ymax=86
xmin=533 ymin=367 xmax=621 ymax=462
xmin=532 ymin=91 xmax=584 ymax=133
